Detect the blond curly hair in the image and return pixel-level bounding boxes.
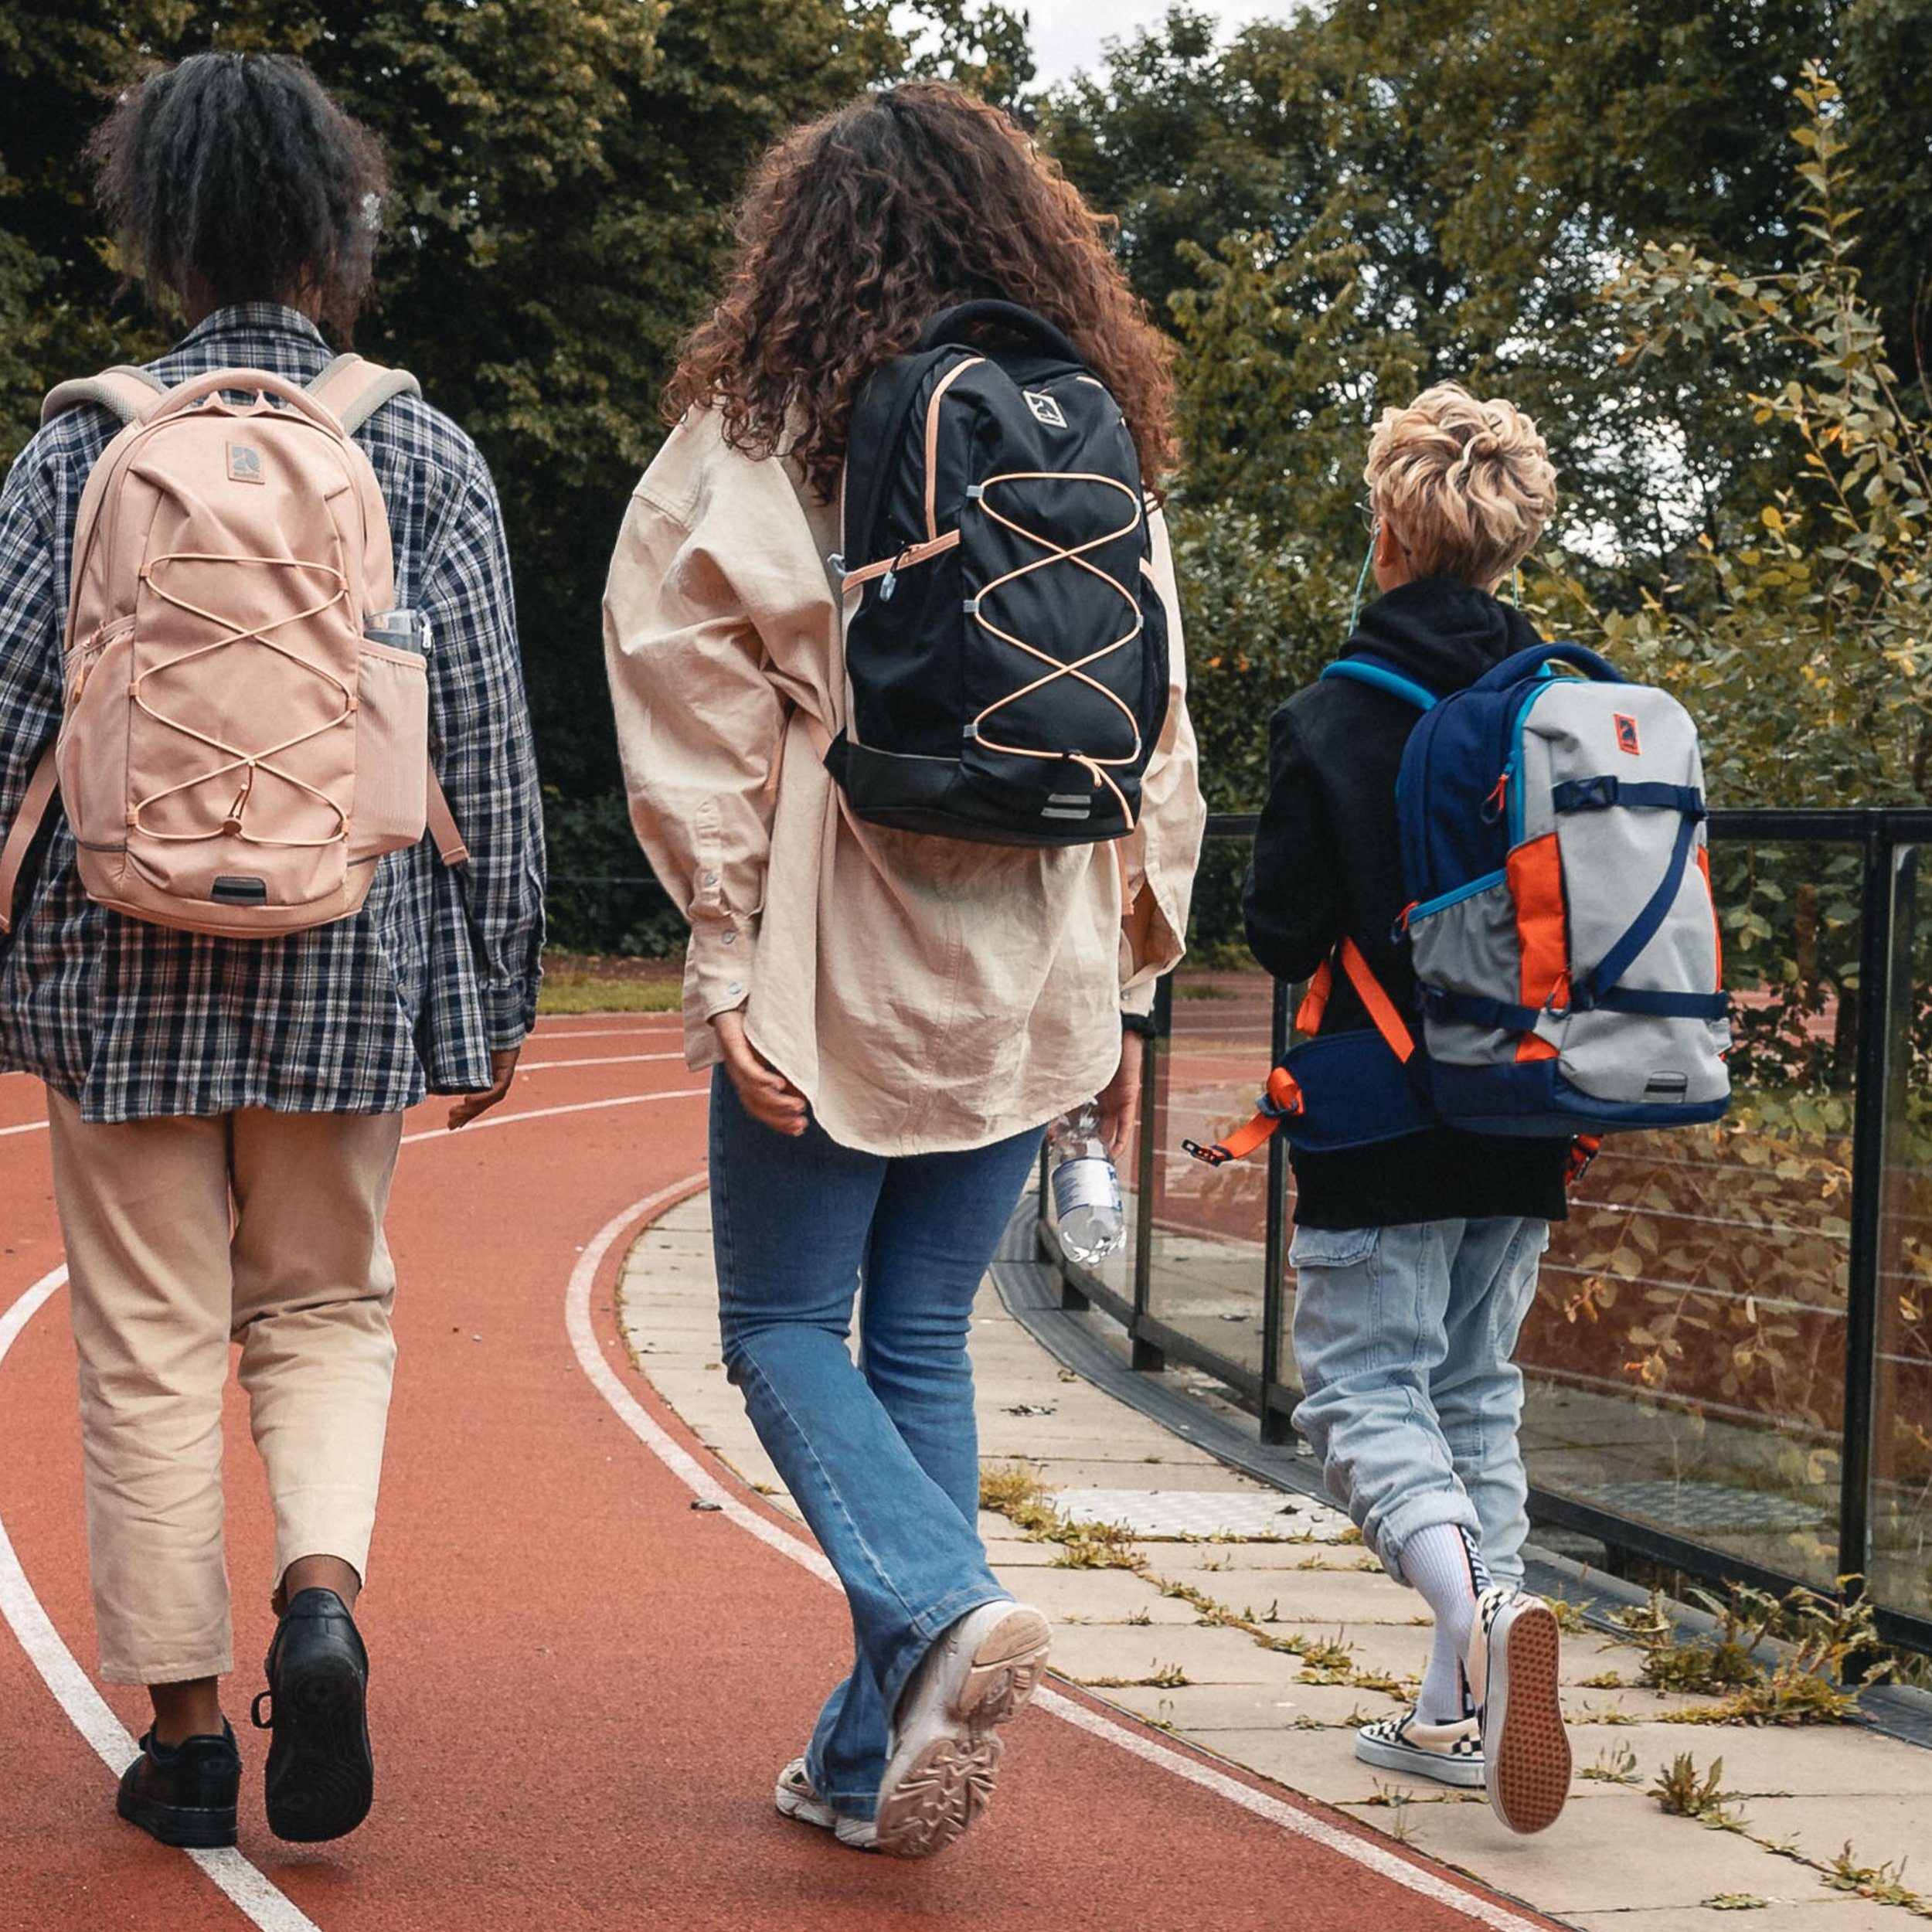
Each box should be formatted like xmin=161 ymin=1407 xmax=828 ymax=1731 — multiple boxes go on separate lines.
xmin=1365 ymin=382 xmax=1556 ymax=587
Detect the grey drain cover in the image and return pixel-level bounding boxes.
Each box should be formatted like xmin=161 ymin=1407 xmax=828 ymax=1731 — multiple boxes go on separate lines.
xmin=1049 ymin=1488 xmax=1354 ymax=1541
xmin=1580 ymin=1478 xmax=1826 ymax=1536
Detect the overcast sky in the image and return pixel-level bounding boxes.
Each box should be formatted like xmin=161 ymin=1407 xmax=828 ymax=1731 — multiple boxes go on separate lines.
xmin=1025 ymin=2 xmax=1294 ymax=87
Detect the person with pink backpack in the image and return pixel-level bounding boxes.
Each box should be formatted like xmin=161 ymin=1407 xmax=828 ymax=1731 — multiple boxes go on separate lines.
xmin=0 ymin=54 xmax=544 ymax=1849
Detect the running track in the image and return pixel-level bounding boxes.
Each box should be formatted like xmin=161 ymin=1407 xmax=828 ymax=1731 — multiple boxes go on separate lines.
xmin=0 ymin=1019 xmax=1556 ymax=1932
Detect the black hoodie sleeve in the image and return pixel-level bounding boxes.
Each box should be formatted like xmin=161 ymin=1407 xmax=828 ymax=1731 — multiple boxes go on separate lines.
xmin=1243 ymin=702 xmax=1345 ymax=985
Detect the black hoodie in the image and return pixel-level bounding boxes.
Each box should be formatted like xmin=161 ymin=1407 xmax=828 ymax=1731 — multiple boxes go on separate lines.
xmin=1243 ymin=577 xmax=1570 ymax=1230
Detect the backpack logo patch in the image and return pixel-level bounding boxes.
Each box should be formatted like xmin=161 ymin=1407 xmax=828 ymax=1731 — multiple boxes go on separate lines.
xmin=1614 ymin=713 xmax=1641 ymax=757
xmin=226 ymin=442 xmax=264 ymax=485
xmin=1022 ymin=389 xmax=1068 ymax=430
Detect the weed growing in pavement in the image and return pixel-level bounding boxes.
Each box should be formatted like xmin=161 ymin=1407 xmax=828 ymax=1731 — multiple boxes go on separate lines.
xmin=1825 ymin=1845 xmax=1929 ymax=1916
xmin=1579 ymin=1670 xmax=1627 ymax=1688
xmin=1080 ymin=1661 xmax=1193 ymax=1689
xmin=1124 ymin=1610 xmax=1152 ymax=1627
xmin=1580 ymin=1744 xmax=1640 ymax=1786
xmin=1615 ymin=1580 xmax=1891 ymax=1724
xmin=1701 ymin=1896 xmax=1769 ymax=1911
xmin=1545 ymin=1593 xmax=1590 ymax=1633
xmin=979 ymin=1464 xmax=1141 ymax=1571
xmin=1364 ymin=1783 xmax=1417 ymax=1843
xmin=1651 ymin=1753 xmax=1745 ymax=1829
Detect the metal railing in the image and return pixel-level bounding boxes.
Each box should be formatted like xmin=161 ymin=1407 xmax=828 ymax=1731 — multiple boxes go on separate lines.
xmin=1041 ymin=808 xmax=1932 ymax=1657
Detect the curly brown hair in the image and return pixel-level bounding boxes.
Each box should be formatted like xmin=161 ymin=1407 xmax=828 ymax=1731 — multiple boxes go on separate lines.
xmin=663 ymin=83 xmax=1175 ymax=502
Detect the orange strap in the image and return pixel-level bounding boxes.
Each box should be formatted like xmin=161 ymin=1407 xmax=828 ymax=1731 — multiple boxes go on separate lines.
xmin=0 ymin=747 xmax=59 ymax=937
xmin=1337 ymin=937 xmax=1416 ymax=1064
xmin=1183 ymin=1065 xmax=1303 ymax=1167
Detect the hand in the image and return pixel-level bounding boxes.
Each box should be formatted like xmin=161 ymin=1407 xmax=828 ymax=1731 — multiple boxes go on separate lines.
xmin=1096 ymin=1026 xmax=1142 ymax=1164
xmin=713 ymin=1009 xmax=808 ymax=1137
xmin=447 ymin=1047 xmax=520 ymax=1130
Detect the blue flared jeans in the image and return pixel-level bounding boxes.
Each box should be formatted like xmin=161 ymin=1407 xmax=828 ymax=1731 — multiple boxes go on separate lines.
xmin=707 ymin=1067 xmax=1044 ymax=1818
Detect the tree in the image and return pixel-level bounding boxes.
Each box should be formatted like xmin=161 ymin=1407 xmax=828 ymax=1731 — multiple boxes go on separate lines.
xmin=0 ymin=1 xmax=992 ymax=808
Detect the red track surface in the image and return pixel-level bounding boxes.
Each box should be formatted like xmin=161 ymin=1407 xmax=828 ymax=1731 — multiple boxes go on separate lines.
xmin=0 ymin=1019 xmax=1553 ymax=1932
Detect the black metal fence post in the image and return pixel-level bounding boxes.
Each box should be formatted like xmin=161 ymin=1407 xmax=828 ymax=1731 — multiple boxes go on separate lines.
xmin=1132 ymin=978 xmax=1171 ymax=1372
xmin=1838 ymin=818 xmax=1897 ymax=1607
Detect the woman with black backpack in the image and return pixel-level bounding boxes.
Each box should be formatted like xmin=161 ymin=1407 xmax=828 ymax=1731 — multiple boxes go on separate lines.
xmin=604 ymin=83 xmax=1203 ymax=1859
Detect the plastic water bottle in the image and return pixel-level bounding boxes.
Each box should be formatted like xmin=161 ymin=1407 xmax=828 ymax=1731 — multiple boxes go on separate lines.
xmin=1049 ymin=1101 xmax=1124 ymax=1265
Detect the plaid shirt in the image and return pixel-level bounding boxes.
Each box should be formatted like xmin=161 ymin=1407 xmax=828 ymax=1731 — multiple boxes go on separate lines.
xmin=0 ymin=305 xmax=545 ymax=1121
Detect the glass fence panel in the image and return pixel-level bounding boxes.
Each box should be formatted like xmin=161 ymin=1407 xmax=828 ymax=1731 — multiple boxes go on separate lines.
xmin=1148 ymin=835 xmax=1274 ymax=1376
xmin=1874 ymin=846 xmax=1930 ymax=1624
xmin=1522 ymin=838 xmax=1863 ymax=1594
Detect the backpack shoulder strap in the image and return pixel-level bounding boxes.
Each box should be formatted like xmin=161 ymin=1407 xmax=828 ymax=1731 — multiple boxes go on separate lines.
xmin=39 ymin=365 xmax=168 ymax=430
xmin=0 ymin=746 xmax=60 ymax=936
xmin=1319 ymin=656 xmax=1438 ymax=712
xmin=307 ymin=354 xmax=422 ymax=434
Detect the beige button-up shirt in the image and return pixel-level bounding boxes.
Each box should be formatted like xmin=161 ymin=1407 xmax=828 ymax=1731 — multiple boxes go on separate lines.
xmin=602 ymin=408 xmax=1205 ymax=1156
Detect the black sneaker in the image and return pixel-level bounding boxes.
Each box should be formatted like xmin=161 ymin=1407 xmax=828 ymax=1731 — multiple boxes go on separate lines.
xmin=117 ymin=1721 xmax=241 ymax=1849
xmin=252 ymin=1587 xmax=374 ymax=1842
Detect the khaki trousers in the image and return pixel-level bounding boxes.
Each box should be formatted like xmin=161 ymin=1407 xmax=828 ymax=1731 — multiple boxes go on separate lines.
xmin=46 ymin=1091 xmax=405 ymax=1685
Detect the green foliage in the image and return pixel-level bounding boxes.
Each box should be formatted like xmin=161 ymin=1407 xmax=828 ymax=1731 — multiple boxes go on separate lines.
xmin=1614 ymin=1580 xmax=1893 ymax=1724
xmin=1553 ymin=67 xmax=1932 ymax=811
xmin=1046 ymin=4 xmax=1932 ymax=811
xmin=0 ymin=0 xmax=975 ymax=820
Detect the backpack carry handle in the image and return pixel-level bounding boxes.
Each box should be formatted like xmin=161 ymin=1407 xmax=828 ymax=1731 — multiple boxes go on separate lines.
xmin=141 ymin=366 xmax=350 ymax=437
xmin=918 ymin=301 xmax=1084 ymax=366
xmin=1476 ymin=641 xmax=1621 ymax=692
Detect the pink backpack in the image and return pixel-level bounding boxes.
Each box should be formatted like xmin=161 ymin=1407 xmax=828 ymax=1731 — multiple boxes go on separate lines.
xmin=0 ymin=356 xmax=466 ymax=940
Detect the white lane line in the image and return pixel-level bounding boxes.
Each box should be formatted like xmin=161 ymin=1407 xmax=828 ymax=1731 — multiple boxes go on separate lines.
xmin=0 ymin=1080 xmax=703 ymax=1931
xmin=566 ymin=1192 xmax=1553 ymax=1932
xmin=530 ymin=1022 xmax=682 ymax=1040
xmin=515 ymin=1052 xmax=685 ymax=1074
xmin=411 ymin=1088 xmax=707 ymax=1145
xmin=0 ymin=1066 xmax=696 ymax=1136
xmin=0 ymin=1267 xmax=323 ymax=1932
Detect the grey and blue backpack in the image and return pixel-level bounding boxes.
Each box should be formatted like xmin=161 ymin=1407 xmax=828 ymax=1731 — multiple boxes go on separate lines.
xmin=1189 ymin=643 xmax=1731 ymax=1166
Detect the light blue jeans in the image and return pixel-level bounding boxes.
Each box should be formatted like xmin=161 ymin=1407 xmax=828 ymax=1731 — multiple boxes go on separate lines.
xmin=1289 ymin=1216 xmax=1549 ymax=1589
xmin=708 ymin=1067 xmax=1045 ymax=1818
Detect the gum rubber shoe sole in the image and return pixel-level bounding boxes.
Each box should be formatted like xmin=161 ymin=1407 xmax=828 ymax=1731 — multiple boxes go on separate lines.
xmin=262 ymin=1645 xmax=373 ymax=1843
xmin=1483 ymin=1598 xmax=1570 ymax=1834
xmin=874 ymin=1606 xmax=1051 ymax=1860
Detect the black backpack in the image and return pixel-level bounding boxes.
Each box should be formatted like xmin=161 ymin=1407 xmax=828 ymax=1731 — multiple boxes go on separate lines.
xmin=825 ymin=301 xmax=1169 ymax=846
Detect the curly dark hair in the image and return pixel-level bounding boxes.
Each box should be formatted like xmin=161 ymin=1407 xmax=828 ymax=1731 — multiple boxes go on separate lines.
xmin=89 ymin=52 xmax=386 ymax=336
xmin=664 ymin=83 xmax=1176 ymax=502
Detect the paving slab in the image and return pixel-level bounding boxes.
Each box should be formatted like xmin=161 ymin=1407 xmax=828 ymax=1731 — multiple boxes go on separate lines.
xmin=1091 ymin=1677 xmax=1406 ymax=1732
xmin=1047 ymin=1619 xmax=1296 ymax=1687
xmin=985 ymin=1565 xmax=1205 ymax=1625
xmin=1566 ymin=1903 xmax=1906 ymax=1932
xmin=1742 ymin=1794 xmax=1932 ymax=1866
xmin=1563 ymin=1723 xmax=1932 ymax=1800
xmin=1368 ymin=1791 xmax=1795 ymax=1913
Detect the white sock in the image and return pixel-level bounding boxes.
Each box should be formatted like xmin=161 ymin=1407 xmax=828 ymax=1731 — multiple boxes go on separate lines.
xmin=1417 ymin=1625 xmax=1471 ymax=1724
xmin=1403 ymin=1524 xmax=1489 ymax=1721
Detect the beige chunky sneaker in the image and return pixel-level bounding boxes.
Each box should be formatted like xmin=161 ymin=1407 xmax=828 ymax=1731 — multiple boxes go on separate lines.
xmin=873 ymin=1600 xmax=1052 ymax=1859
xmin=774 ymin=1757 xmax=878 ymax=1852
xmin=1355 ymin=1707 xmax=1485 ymax=1788
xmin=1468 ymin=1586 xmax=1571 ymax=1833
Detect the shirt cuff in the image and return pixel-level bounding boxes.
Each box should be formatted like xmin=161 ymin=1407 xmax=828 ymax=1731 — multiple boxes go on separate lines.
xmin=485 ymin=978 xmax=536 ymax=1051
xmin=686 ymin=917 xmax=756 ymax=1022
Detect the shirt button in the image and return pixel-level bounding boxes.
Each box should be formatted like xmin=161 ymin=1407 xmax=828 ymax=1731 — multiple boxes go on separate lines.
xmin=727 ymin=982 xmax=743 ymax=996
xmin=703 ymin=872 xmax=718 ymax=886
xmin=722 ymin=930 xmax=736 ymax=946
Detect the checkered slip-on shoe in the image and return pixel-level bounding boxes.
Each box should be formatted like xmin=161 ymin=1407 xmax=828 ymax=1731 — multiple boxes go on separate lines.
xmin=1467 ymin=1586 xmax=1571 ymax=1834
xmin=774 ymin=1757 xmax=878 ymax=1852
xmin=1354 ymin=1708 xmax=1486 ymax=1789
